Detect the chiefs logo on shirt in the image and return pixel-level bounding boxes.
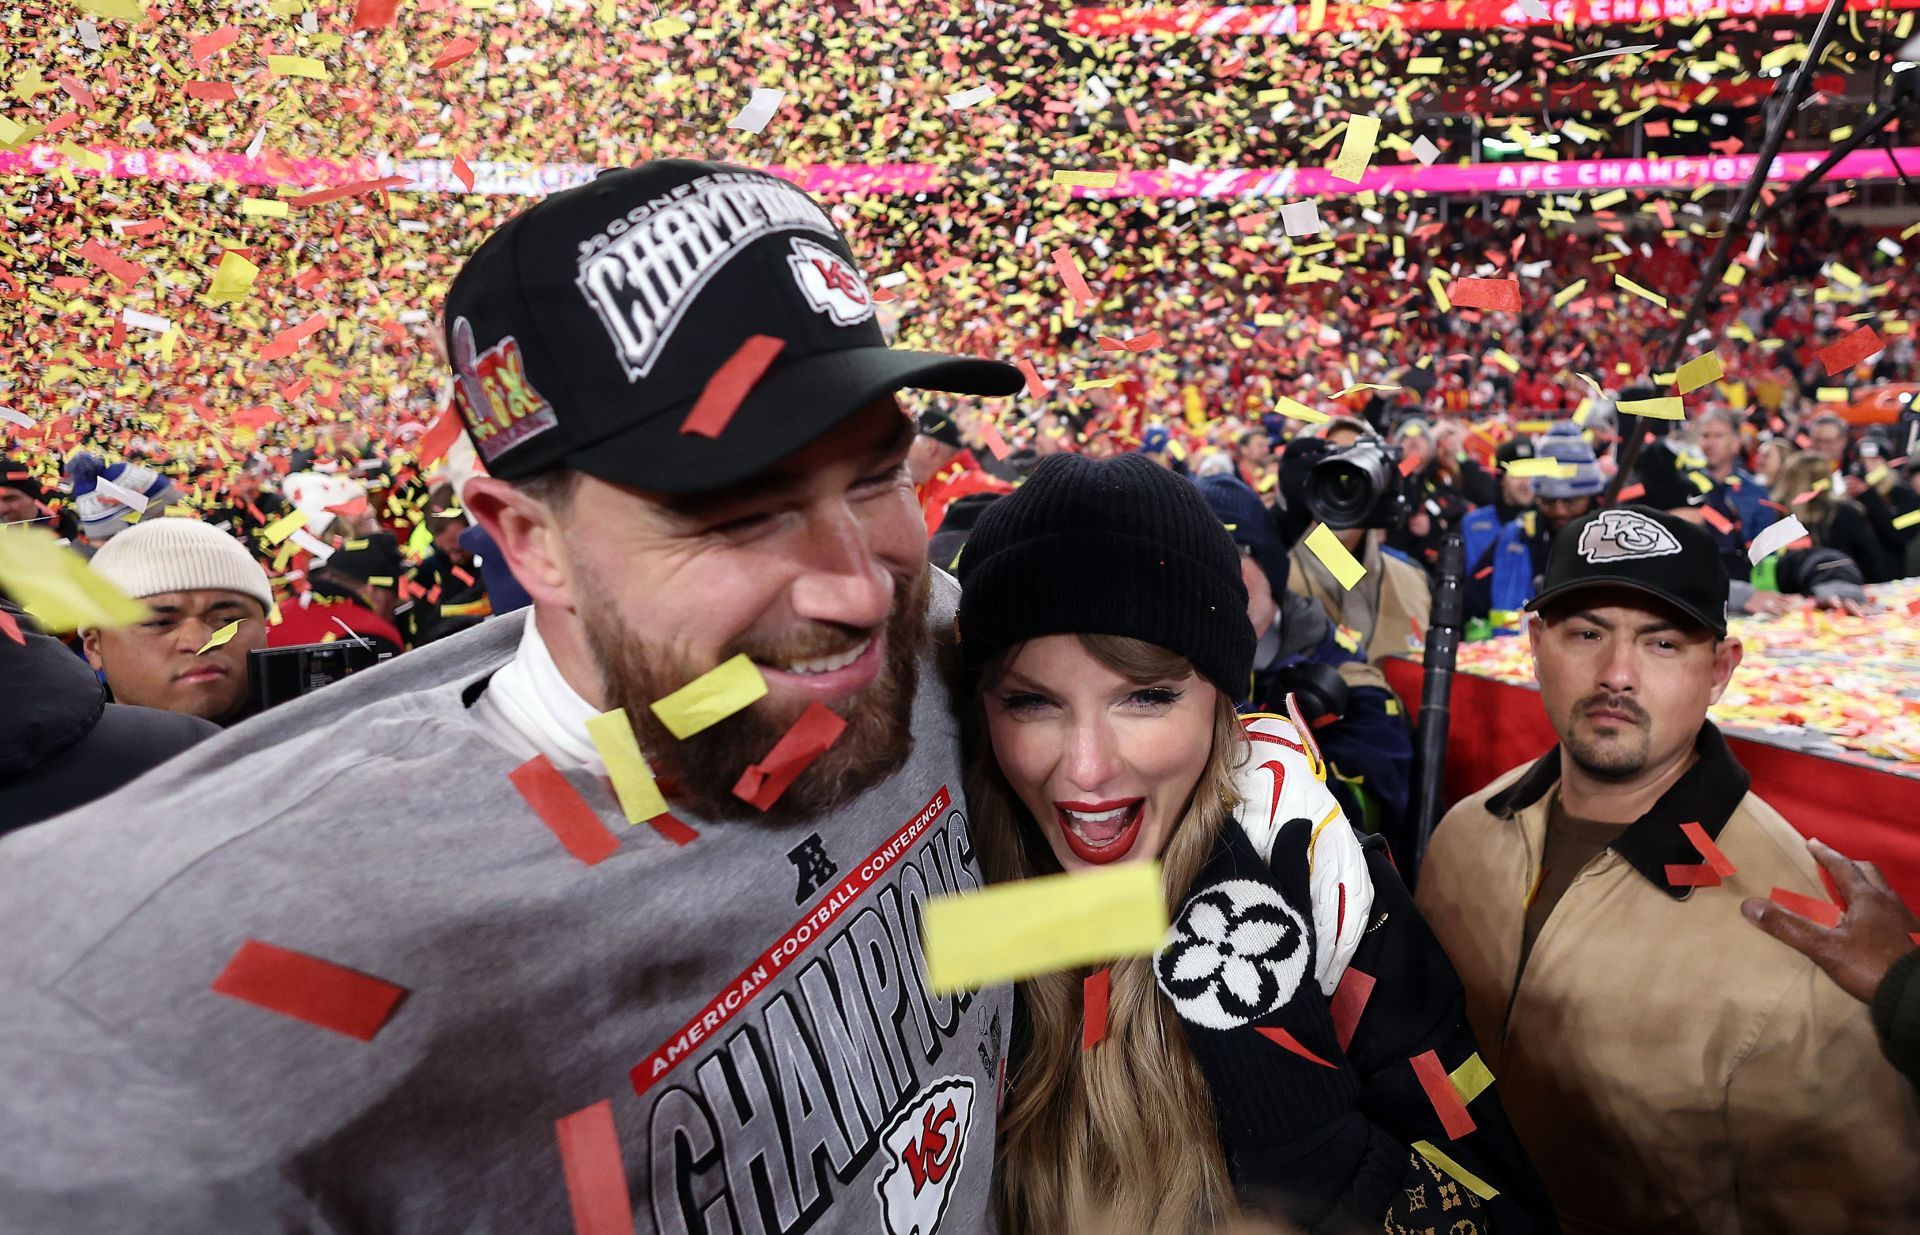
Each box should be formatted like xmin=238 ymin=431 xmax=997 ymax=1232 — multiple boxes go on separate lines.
xmin=874 ymin=1076 xmax=975 ymax=1235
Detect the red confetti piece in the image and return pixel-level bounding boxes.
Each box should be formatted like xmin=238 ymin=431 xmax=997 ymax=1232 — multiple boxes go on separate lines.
xmin=1448 ymin=278 xmax=1522 ymax=312
xmin=681 ymin=335 xmax=783 ymax=439
xmin=285 ymin=176 xmax=413 ymax=208
xmin=1257 ymin=1025 xmax=1338 ymax=1069
xmin=190 ymin=25 xmax=241 ymax=65
xmin=77 ymin=239 xmax=146 ymax=287
xmin=1095 ymin=329 xmax=1164 ymax=353
xmin=258 ymin=311 xmax=330 ymax=361
xmin=1819 ymin=326 xmax=1884 ymax=377
xmin=979 ymin=417 xmax=1011 ymax=460
xmin=1664 ymin=863 xmax=1722 ymax=888
xmin=58 ymin=74 xmax=96 ymax=110
xmin=416 ymin=405 xmax=465 ymax=465
xmin=554 ymin=1101 xmax=635 ymax=1235
xmin=643 ymin=812 xmax=699 ymax=846
xmin=183 ymin=80 xmax=237 ymax=101
xmin=509 ymin=755 xmax=621 ymax=866
xmin=0 ymin=608 xmax=23 ymax=646
xmin=452 ymin=154 xmax=476 ymax=192
xmin=1328 ymin=965 xmax=1375 ymax=1051
xmin=1699 ymin=504 xmax=1734 ymax=535
xmin=350 ymin=0 xmax=401 ymax=31
xmin=210 ymin=940 xmax=407 ymax=1042
xmin=1050 ymin=245 xmax=1096 ymax=305
xmin=1768 ymin=887 xmax=1843 ymax=928
xmin=732 ymin=701 xmax=847 ymax=811
xmin=1411 ymin=1049 xmax=1477 ymax=1140
xmin=1015 ymin=356 xmax=1049 ymax=399
xmin=1679 ymin=821 xmax=1737 ymax=877
xmin=431 ymin=36 xmax=480 ymax=71
xmin=1082 ymin=967 xmax=1110 ymax=1050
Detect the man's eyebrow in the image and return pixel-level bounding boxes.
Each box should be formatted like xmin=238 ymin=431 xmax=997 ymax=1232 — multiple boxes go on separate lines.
xmin=1633 ymin=619 xmax=1686 ymax=636
xmin=1568 ymin=610 xmax=1613 ymax=629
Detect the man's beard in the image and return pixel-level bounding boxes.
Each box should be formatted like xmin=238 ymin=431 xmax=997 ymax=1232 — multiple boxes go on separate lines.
xmin=1562 ymin=692 xmax=1652 ymax=781
xmin=582 ymin=567 xmax=930 ymax=824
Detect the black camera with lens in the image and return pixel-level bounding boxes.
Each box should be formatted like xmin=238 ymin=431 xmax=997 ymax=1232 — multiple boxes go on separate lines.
xmin=248 ymin=641 xmax=390 ymax=712
xmin=1280 ymin=436 xmax=1413 ymax=531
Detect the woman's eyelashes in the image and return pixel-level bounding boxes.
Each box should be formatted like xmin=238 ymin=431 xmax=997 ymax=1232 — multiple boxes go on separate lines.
xmin=995 ymin=686 xmax=1185 ymax=715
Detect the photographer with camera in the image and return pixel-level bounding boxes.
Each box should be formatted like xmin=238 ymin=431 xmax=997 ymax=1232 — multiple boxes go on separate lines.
xmin=1280 ymin=419 xmax=1433 ymax=703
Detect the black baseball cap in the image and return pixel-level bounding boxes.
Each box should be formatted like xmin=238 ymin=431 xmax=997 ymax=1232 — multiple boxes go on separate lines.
xmin=442 ymin=160 xmax=1021 ymax=491
xmin=1526 ymin=504 xmax=1729 ymax=636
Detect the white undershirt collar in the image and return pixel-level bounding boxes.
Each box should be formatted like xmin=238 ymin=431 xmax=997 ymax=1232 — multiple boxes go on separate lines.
xmin=472 ymin=608 xmax=606 ymax=775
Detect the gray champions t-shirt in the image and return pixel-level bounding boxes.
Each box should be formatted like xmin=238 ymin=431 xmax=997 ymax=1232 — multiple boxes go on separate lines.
xmin=0 ymin=574 xmax=1009 ymax=1235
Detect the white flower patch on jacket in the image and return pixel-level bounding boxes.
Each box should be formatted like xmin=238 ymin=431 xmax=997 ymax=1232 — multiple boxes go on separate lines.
xmin=1229 ymin=703 xmax=1375 ymax=998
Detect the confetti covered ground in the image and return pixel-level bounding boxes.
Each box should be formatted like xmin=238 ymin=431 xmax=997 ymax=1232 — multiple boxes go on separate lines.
xmin=1452 ymin=581 xmax=1920 ymax=775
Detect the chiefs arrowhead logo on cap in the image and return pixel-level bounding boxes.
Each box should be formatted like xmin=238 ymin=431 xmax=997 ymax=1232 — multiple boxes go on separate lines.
xmin=1577 ymin=508 xmax=1684 ymax=563
xmin=788 ymin=237 xmax=874 ymax=327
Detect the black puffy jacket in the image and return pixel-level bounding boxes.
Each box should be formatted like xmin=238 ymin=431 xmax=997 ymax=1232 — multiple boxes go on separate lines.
xmin=0 ymin=602 xmax=216 ymax=837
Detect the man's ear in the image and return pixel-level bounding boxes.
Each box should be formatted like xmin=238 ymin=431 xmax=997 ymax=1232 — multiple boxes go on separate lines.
xmin=1707 ymin=635 xmax=1744 ymax=706
xmin=81 ymin=627 xmax=106 ymax=672
xmin=461 ymin=476 xmax=574 ymax=612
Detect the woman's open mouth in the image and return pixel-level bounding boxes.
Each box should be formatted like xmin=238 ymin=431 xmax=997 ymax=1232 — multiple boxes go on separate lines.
xmin=1054 ymin=798 xmax=1145 ymax=865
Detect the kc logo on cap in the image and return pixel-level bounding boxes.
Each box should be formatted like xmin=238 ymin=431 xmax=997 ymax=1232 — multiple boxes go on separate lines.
xmin=786 ymin=237 xmax=873 ymax=327
xmin=1577 ymin=508 xmax=1684 ymax=564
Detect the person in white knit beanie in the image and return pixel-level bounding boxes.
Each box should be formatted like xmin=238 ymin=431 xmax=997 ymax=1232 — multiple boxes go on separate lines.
xmin=82 ymin=518 xmax=273 ymax=725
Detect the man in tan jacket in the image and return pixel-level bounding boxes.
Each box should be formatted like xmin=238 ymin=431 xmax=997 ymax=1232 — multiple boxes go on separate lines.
xmin=1416 ymin=505 xmax=1920 ymax=1234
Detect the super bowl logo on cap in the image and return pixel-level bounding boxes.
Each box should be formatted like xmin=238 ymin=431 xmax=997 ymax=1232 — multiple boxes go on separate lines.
xmin=574 ymin=171 xmax=839 ymax=382
xmin=450 ymin=317 xmax=559 ymax=463
xmin=1578 ymin=508 xmax=1684 ymax=564
xmin=788 ymin=237 xmax=874 ymax=327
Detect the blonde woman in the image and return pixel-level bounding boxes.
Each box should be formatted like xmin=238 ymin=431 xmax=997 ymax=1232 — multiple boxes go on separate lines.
xmin=1770 ymin=449 xmax=1894 ymax=582
xmin=954 ymin=453 xmax=1555 ymax=1235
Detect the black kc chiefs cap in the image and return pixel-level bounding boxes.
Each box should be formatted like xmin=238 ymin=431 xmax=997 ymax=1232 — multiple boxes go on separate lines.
xmin=1527 ymin=504 xmax=1729 ymax=636
xmin=442 ymin=159 xmax=1022 ymax=491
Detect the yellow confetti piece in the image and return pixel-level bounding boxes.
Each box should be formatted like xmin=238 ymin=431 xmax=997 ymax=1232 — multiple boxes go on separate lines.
xmin=649 ymin=653 xmax=768 ymax=740
xmin=1675 ymin=353 xmax=1724 ymax=395
xmin=1722 ymin=264 xmax=1747 ymax=288
xmin=207 ymin=250 xmax=259 ymax=305
xmin=1051 ymin=170 xmax=1119 ymax=189
xmin=1552 ymin=278 xmax=1588 ymax=309
xmin=1407 ymin=56 xmax=1443 ymax=73
xmin=1254 ymin=313 xmax=1288 ymax=327
xmin=921 ymin=862 xmax=1167 ymax=993
xmin=1589 ymin=189 xmax=1628 ymax=211
xmin=1827 ymin=263 xmax=1862 ymax=288
xmin=1304 ymin=524 xmax=1367 ymax=590
xmin=260 ymin=508 xmax=308 ymax=545
xmin=1413 ymin=1141 xmax=1500 ymax=1200
xmin=644 ymin=15 xmax=690 ymax=38
xmin=195 ymin=619 xmax=243 ymax=655
xmin=75 ymin=0 xmax=147 ymax=18
xmin=1072 ymin=377 xmax=1122 ymax=390
xmin=585 ymin=708 xmax=671 ymax=823
xmin=1488 ymin=349 xmax=1521 ymax=374
xmin=1276 ymin=395 xmax=1330 ymax=424
xmin=239 ymin=199 xmax=289 ymax=219
xmin=1450 ymin=1052 xmax=1494 ymax=1104
xmin=266 ymin=55 xmax=331 ymax=82
xmin=1614 ymin=275 xmax=1668 ymax=308
xmin=0 ymin=527 xmax=148 ymax=633
xmin=1893 ymin=509 xmax=1920 ymax=532
xmin=1506 ymin=458 xmax=1579 ymax=479
xmin=1617 ymin=396 xmax=1686 ymax=420
xmin=1428 ymin=271 xmax=1451 ymax=312
xmin=1328 ymin=116 xmax=1380 ymax=184
xmin=1815 ymin=386 xmax=1850 ymax=403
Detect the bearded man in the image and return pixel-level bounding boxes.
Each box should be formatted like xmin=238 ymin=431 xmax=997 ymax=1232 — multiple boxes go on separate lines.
xmin=0 ymin=161 xmax=1022 ymax=1234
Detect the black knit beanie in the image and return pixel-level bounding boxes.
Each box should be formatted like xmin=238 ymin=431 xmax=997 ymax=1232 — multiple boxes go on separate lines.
xmin=955 ymin=452 xmax=1254 ymax=696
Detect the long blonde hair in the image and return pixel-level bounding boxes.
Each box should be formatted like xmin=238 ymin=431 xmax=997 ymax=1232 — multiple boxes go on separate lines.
xmin=965 ymin=633 xmax=1248 ymax=1235
xmin=1770 ymin=449 xmax=1848 ymax=538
